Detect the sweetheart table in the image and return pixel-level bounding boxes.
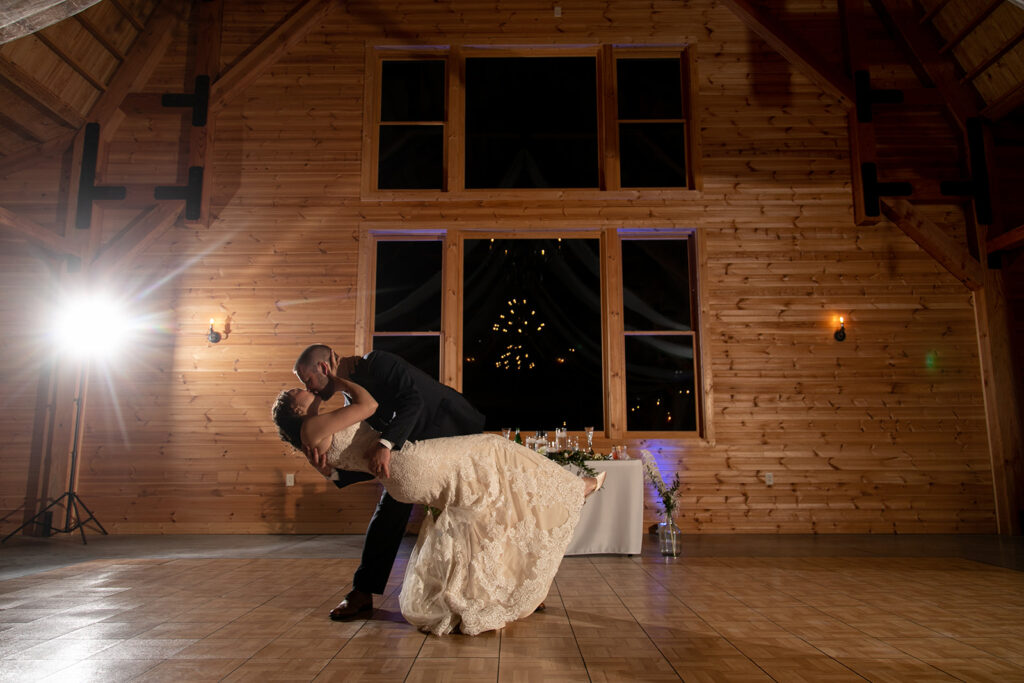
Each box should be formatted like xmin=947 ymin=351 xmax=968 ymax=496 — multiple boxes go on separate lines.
xmin=564 ymin=459 xmax=644 ymax=556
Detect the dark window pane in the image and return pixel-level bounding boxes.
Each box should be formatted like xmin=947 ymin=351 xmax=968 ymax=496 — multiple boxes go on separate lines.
xmin=463 ymin=239 xmax=603 ymax=430
xmin=465 ymin=57 xmax=598 ymax=188
xmin=375 ymin=241 xmax=442 ymax=332
xmin=616 ymin=58 xmax=683 ymax=120
xmin=625 ymin=335 xmax=696 ymax=431
xmin=372 ymin=336 xmax=440 ymax=380
xmin=622 ymin=239 xmax=691 ymax=331
xmin=378 ymin=125 xmax=443 ymax=189
xmin=381 ymin=60 xmax=445 ymax=122
xmin=619 ymin=123 xmax=687 ymax=188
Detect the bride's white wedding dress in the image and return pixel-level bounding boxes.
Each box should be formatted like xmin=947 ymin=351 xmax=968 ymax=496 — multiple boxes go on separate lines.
xmin=326 ymin=422 xmax=585 ymax=635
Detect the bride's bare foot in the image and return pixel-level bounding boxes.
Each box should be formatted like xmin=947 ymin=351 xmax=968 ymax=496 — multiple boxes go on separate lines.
xmin=583 ymin=471 xmax=607 ymax=498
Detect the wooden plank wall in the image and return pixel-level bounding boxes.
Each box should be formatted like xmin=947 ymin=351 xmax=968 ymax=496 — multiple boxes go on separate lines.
xmin=0 ymin=246 xmax=57 ymax=535
xmin=0 ymin=0 xmax=997 ymax=534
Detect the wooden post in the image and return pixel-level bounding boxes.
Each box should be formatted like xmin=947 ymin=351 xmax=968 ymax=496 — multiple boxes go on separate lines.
xmin=185 ymin=0 xmax=223 ymax=227
xmin=441 ymin=231 xmax=464 ymax=391
xmin=601 ymin=227 xmax=625 ymax=438
xmin=973 ymin=268 xmax=1024 ymax=535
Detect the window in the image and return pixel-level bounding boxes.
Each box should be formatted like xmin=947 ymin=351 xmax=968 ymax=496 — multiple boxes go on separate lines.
xmin=377 ymin=60 xmax=446 ymax=190
xmin=462 ymin=238 xmax=603 ymax=429
xmin=616 ymin=58 xmax=689 ymax=188
xmin=465 ymin=58 xmax=598 ymax=189
xmin=366 ymin=46 xmax=700 ymax=195
xmin=372 ymin=240 xmax=443 ymax=379
xmin=361 ymin=230 xmax=704 ymax=436
xmin=621 ymin=238 xmax=699 ymax=431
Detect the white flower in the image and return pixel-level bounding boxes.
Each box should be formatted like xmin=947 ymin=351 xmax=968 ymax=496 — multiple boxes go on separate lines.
xmin=640 ymin=449 xmax=680 ymax=517
xmin=640 ymin=450 xmax=667 ymax=494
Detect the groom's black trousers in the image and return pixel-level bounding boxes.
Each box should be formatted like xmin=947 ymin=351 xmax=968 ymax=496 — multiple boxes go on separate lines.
xmin=333 ymin=469 xmax=412 ymax=595
xmin=355 ymin=491 xmax=413 ymax=595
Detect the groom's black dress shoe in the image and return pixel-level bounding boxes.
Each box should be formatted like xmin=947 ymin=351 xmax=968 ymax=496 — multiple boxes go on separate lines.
xmin=330 ymin=590 xmax=373 ymax=621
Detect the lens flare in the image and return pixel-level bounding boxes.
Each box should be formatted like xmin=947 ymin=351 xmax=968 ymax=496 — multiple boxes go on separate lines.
xmin=53 ymin=293 xmax=134 ymax=359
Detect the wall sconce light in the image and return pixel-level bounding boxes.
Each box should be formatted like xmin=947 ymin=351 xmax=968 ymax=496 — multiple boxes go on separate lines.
xmin=834 ymin=316 xmax=846 ymax=342
xmin=207 ymin=318 xmax=222 ymax=344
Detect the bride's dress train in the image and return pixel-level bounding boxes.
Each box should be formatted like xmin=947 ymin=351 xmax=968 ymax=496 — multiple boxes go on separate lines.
xmin=326 ymin=423 xmax=585 ymax=635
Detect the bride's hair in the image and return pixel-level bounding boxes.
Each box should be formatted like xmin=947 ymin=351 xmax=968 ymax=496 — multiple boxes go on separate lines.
xmin=272 ymin=391 xmax=303 ymax=449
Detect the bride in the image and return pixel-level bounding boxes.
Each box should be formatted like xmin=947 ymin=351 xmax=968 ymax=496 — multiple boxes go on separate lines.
xmin=272 ymin=374 xmax=605 ymax=636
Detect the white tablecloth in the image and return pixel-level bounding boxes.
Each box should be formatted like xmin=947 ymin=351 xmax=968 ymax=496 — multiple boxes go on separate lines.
xmin=565 ymin=459 xmax=644 ymax=555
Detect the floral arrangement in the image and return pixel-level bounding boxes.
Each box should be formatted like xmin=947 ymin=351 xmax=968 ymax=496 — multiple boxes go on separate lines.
xmin=543 ymin=448 xmax=599 ymax=477
xmin=640 ymin=450 xmax=681 ymax=518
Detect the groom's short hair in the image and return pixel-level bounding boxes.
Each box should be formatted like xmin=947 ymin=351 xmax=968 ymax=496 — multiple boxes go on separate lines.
xmin=295 ymin=343 xmax=332 ymax=372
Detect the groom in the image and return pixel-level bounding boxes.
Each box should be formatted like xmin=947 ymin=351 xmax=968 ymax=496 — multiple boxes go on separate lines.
xmin=293 ymin=344 xmax=485 ymax=620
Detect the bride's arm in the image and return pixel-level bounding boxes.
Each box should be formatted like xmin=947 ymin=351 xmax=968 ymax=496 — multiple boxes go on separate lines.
xmin=300 ymin=377 xmax=378 ymax=450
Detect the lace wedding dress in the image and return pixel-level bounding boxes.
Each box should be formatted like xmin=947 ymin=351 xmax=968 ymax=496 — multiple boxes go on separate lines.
xmin=326 ymin=422 xmax=585 ymax=635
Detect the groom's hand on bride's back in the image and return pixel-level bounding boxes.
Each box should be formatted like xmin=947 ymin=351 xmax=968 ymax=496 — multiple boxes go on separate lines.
xmin=303 ymin=445 xmax=333 ymax=478
xmin=367 ymin=445 xmax=391 ymax=479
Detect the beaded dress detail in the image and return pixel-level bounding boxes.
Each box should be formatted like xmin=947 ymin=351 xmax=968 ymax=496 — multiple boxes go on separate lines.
xmin=326 ymin=425 xmax=585 ymax=635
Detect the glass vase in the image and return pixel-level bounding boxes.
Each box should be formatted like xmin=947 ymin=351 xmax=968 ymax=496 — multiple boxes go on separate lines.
xmin=658 ymin=515 xmax=682 ymax=557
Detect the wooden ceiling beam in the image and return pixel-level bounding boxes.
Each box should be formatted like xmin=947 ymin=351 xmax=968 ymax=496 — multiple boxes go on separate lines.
xmin=870 ymin=0 xmax=981 ymax=131
xmin=108 ymin=0 xmax=145 ymax=32
xmin=840 ymin=0 xmax=879 ymax=225
xmin=33 ymin=31 xmax=107 ymax=93
xmin=0 ymin=206 xmax=79 ymax=260
xmin=717 ymin=0 xmax=854 ymax=107
xmin=74 ymin=12 xmax=125 ymax=62
xmin=210 ymin=0 xmax=334 ymax=112
xmin=918 ymin=0 xmax=954 ymax=24
xmin=187 ymin=0 xmax=225 ymax=227
xmin=987 ymin=223 xmax=1024 ymax=254
xmin=0 ymin=59 xmax=86 ymax=128
xmin=0 ymin=131 xmax=77 ymax=179
xmin=0 ymin=110 xmax=45 ymax=144
xmin=960 ymin=27 xmax=1024 ymax=85
xmin=91 ymin=201 xmax=183 ymax=271
xmin=88 ymin=3 xmax=182 ymax=132
xmin=983 ymin=80 xmax=1024 ymax=122
xmin=880 ymin=198 xmax=984 ymax=290
xmin=937 ymin=0 xmax=1001 ymax=55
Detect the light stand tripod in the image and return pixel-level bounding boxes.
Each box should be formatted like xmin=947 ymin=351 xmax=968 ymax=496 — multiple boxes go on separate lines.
xmin=2 ymin=363 xmax=107 ymax=545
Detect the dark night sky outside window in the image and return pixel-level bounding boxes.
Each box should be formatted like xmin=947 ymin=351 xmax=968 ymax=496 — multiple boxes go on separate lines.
xmin=617 ymin=58 xmax=687 ymax=188
xmin=465 ymin=58 xmax=598 ymax=188
xmin=622 ymin=239 xmax=697 ymax=431
xmin=463 ymin=239 xmax=603 ymax=430
xmin=373 ymin=241 xmax=442 ymax=379
xmin=378 ymin=60 xmax=445 ymax=190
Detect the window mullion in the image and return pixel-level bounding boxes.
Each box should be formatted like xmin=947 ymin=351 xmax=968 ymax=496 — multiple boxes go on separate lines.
xmin=446 ymin=48 xmax=464 ymax=193
xmin=355 ymin=229 xmax=376 ymax=356
xmin=599 ymin=44 xmax=618 ymax=191
xmin=441 ymin=230 xmax=463 ymax=390
xmin=601 ymin=227 xmax=626 ymax=438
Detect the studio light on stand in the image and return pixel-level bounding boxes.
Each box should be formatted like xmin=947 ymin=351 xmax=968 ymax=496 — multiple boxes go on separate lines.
xmin=2 ymin=293 xmax=133 ymax=544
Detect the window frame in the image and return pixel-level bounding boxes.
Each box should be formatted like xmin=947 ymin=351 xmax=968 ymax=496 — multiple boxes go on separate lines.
xmin=617 ymin=232 xmax=705 ymax=436
xmin=362 ymin=44 xmax=702 ymax=200
xmin=357 ymin=226 xmax=710 ymax=440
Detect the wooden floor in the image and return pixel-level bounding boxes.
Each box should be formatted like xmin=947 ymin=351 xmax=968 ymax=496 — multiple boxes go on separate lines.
xmin=2 ymin=539 xmax=1024 ymax=681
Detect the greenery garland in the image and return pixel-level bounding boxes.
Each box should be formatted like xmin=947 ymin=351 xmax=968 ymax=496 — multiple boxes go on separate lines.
xmin=543 ymin=449 xmax=601 ymax=478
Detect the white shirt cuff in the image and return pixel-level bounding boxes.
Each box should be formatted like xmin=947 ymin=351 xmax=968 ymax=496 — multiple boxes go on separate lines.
xmin=378 ymin=438 xmax=394 ymax=450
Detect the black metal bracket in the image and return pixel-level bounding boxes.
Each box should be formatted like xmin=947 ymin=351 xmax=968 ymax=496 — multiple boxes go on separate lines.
xmin=75 ymin=123 xmax=127 ymax=230
xmin=155 ymin=166 xmax=204 ymax=220
xmin=161 ymin=75 xmax=210 ymax=127
xmin=940 ymin=118 xmax=992 ymax=225
xmin=854 ymin=71 xmax=904 ymax=124
xmin=861 ymin=162 xmax=913 ymax=217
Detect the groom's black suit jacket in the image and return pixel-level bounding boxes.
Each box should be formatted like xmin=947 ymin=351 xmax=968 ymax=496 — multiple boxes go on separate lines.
xmin=332 ymin=350 xmax=485 ymax=488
